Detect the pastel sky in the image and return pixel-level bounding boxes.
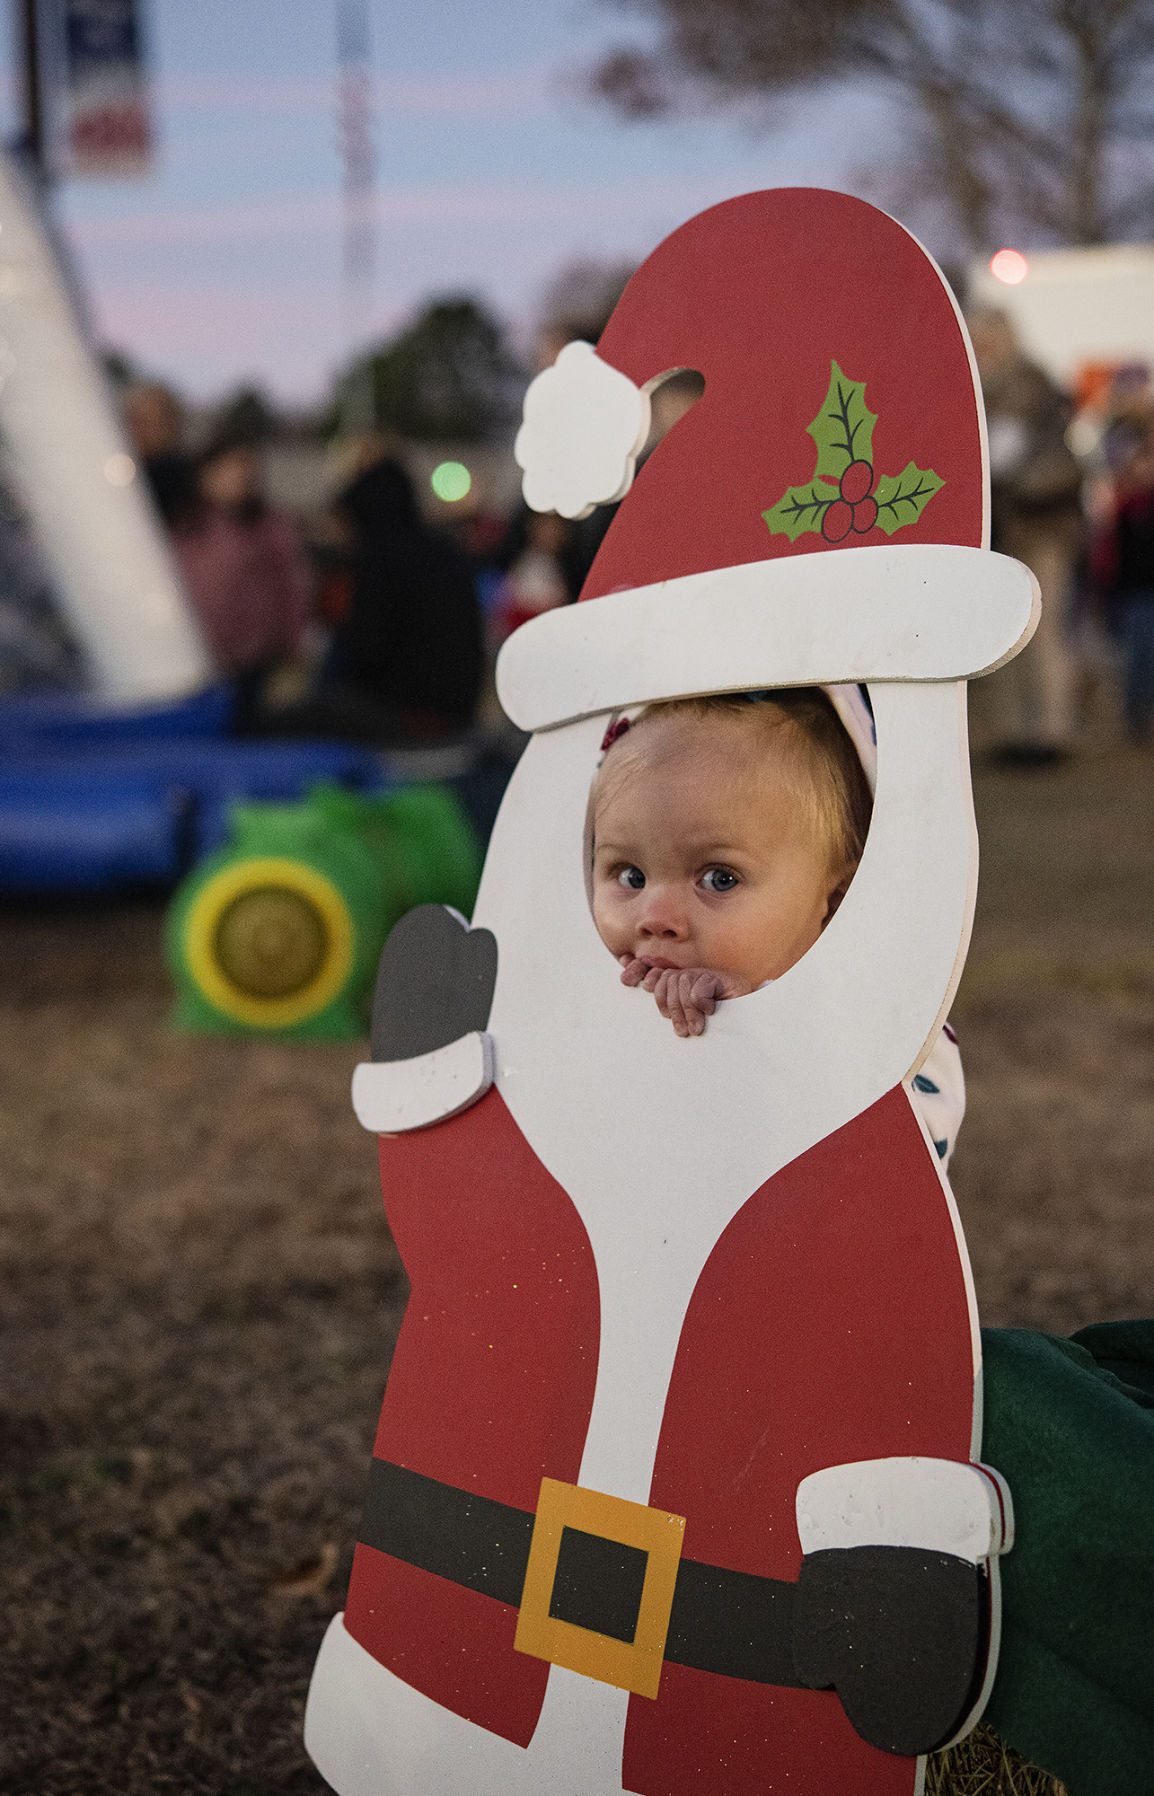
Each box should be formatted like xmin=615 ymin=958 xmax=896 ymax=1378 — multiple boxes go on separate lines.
xmin=0 ymin=1 xmax=892 ymax=402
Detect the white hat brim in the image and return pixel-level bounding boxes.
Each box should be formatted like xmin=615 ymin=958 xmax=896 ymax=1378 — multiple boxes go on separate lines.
xmin=496 ymin=543 xmax=1039 ymax=734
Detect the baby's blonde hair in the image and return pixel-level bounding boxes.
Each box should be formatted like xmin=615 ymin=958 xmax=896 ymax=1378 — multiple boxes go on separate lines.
xmin=602 ymin=688 xmax=873 ymax=876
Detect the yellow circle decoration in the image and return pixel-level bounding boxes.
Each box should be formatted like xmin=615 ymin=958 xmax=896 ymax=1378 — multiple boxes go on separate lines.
xmin=183 ymin=857 xmax=356 ymax=1028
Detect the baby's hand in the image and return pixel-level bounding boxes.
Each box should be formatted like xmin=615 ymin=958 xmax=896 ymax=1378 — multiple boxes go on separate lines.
xmin=618 ymin=957 xmax=755 ymax=1037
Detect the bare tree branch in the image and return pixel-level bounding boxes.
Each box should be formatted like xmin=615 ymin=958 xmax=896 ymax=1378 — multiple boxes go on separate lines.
xmin=586 ymin=0 xmax=1154 ymax=252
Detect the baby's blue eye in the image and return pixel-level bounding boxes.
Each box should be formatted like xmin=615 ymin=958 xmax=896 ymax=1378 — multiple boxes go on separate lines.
xmin=618 ymin=866 xmax=645 ymax=889
xmin=701 ymin=867 xmax=739 ymax=892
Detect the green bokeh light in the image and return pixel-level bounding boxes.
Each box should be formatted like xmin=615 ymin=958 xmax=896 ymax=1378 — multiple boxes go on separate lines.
xmin=431 ymin=461 xmax=472 ymax=502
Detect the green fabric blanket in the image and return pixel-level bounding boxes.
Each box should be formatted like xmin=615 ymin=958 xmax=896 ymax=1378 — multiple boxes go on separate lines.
xmin=980 ymin=1322 xmax=1154 ymax=1796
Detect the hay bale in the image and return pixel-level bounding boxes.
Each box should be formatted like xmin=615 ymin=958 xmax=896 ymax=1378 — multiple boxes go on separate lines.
xmin=928 ymin=1722 xmax=1067 ymax=1795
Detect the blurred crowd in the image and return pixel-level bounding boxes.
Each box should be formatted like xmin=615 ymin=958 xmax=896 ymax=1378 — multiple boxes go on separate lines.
xmin=970 ymin=306 xmax=1154 ymax=759
xmin=1 ymin=321 xmax=1153 ymax=762
xmin=0 ymin=370 xmax=612 ymax=750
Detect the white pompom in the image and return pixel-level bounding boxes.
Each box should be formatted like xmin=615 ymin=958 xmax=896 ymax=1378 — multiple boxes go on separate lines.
xmin=514 ymin=341 xmax=650 ymax=520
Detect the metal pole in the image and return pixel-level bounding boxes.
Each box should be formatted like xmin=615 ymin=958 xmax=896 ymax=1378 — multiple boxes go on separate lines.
xmin=18 ymin=0 xmax=46 ymax=172
xmin=337 ymin=0 xmax=376 ymax=435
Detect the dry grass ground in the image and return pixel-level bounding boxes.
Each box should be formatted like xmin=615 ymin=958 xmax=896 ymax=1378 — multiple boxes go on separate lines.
xmin=0 ymin=746 xmax=1151 ymax=1794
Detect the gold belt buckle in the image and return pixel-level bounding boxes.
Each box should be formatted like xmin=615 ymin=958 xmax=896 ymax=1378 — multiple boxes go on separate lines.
xmin=514 ymin=1477 xmax=686 ymax=1699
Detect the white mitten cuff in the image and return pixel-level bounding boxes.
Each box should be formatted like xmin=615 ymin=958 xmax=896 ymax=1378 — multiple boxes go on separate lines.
xmin=796 ymin=1457 xmax=1013 ymax=1563
xmin=351 ymin=1032 xmax=494 ymax=1135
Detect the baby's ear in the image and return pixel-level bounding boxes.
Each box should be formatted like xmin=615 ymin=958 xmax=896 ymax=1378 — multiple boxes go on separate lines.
xmin=822 ymin=863 xmax=856 ymax=927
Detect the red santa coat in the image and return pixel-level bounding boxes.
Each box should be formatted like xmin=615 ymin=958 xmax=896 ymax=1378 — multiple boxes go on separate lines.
xmin=343 ymin=1077 xmax=976 ymax=1796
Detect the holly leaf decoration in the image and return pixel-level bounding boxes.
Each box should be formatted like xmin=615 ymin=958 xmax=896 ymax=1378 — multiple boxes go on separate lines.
xmin=807 ymin=361 xmax=877 ymax=481
xmin=873 ymin=461 xmax=945 ymax=535
xmin=762 ymin=363 xmax=944 ymax=543
xmin=762 ymin=479 xmax=839 ymax=544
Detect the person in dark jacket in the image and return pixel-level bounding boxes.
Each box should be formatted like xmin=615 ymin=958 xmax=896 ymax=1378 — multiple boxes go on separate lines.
xmin=1093 ymin=422 xmax=1154 ymax=740
xmin=322 ymin=455 xmax=484 ymax=741
xmin=122 ymin=382 xmax=195 ymax=530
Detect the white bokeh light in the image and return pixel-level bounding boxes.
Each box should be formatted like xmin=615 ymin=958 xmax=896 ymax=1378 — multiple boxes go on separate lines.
xmin=103 ymin=452 xmax=137 ymax=486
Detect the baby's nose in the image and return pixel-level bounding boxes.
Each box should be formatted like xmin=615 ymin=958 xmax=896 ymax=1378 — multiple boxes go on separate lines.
xmin=638 ymin=886 xmax=689 ymax=939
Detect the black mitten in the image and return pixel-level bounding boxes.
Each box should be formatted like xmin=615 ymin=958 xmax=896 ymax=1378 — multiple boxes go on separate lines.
xmin=370 ymin=905 xmax=497 ymax=1062
xmin=792 ymin=1544 xmax=987 ymax=1755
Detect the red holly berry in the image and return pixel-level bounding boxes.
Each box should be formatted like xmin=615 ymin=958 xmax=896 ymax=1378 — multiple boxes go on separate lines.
xmin=851 ymin=496 xmax=878 ymax=534
xmin=822 ymin=499 xmax=853 ymax=542
xmin=839 ymin=459 xmax=874 ymax=505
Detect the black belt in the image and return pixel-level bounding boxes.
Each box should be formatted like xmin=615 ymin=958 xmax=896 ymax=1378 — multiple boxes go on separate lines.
xmin=359 ymin=1457 xmax=804 ymax=1688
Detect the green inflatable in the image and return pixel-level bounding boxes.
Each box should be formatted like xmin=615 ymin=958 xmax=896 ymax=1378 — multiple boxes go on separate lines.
xmin=166 ymin=782 xmax=481 ymax=1040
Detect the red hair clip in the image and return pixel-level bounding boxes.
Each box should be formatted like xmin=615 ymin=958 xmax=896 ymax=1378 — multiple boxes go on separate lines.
xmin=600 ymin=716 xmax=631 ymax=753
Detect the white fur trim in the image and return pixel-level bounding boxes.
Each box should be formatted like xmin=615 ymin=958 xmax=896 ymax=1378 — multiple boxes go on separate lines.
xmin=496 ymin=543 xmax=1039 ymax=731
xmin=795 ymin=1457 xmax=1014 ymax=1562
xmin=306 ymin=1612 xmax=630 ymax=1795
xmin=514 ymin=341 xmax=650 ymax=521
xmin=351 ymin=1033 xmax=494 ymax=1134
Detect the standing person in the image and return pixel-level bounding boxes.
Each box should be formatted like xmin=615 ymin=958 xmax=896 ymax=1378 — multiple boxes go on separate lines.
xmin=172 ymin=432 xmax=311 ymax=727
xmin=969 ymin=308 xmax=1084 ymax=764
xmin=323 ymin=453 xmax=483 ymax=742
xmin=122 ymin=381 xmax=195 ymax=530
xmin=1093 ymin=421 xmax=1154 ymax=742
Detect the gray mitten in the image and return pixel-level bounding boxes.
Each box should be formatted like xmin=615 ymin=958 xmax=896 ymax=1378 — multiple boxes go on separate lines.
xmin=792 ymin=1544 xmax=987 ymax=1755
xmin=371 ymin=905 xmax=497 ymax=1062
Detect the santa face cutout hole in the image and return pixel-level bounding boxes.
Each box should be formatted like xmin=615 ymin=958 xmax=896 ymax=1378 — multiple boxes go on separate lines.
xmin=588 ymin=688 xmax=874 ymax=1038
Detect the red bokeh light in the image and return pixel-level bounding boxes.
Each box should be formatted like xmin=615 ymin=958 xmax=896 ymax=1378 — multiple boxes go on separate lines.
xmin=990 ymin=248 xmax=1029 ymax=286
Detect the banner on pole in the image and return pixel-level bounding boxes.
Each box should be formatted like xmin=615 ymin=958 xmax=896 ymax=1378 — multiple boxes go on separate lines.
xmin=63 ymin=0 xmax=153 ymax=176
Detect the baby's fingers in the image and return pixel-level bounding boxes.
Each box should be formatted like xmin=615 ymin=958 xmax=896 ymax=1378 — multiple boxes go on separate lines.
xmin=667 ymin=972 xmax=706 ymax=1037
xmin=651 ymin=971 xmax=676 ymax=1016
xmin=619 ymin=956 xmax=648 ymax=986
xmin=688 ymin=971 xmax=722 ymax=1015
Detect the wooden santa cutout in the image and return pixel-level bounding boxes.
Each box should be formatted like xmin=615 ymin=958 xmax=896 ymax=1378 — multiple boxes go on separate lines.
xmin=305 ymin=189 xmax=1038 ymax=1796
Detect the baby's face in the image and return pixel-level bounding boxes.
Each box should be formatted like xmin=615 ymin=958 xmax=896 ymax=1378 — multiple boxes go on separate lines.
xmin=592 ymin=713 xmax=847 ymax=987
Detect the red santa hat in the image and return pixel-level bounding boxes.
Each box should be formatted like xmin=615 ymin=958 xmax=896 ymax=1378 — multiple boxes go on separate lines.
xmin=498 ymin=189 xmax=1038 ymax=733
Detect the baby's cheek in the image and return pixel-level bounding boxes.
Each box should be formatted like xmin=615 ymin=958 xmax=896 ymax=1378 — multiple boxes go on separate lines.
xmin=591 ymin=888 xmax=622 ymax=953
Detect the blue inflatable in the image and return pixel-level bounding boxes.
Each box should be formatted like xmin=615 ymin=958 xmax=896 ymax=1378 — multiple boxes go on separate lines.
xmin=0 ymin=685 xmax=386 ymax=892
xmin=0 ymin=684 xmax=235 ymax=749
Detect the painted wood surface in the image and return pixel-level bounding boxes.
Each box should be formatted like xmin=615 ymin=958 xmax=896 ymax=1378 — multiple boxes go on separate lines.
xmin=350 ymin=1032 xmax=493 ymax=1133
xmin=307 ymin=187 xmax=1025 ymax=1796
xmin=497 ymin=544 xmax=1038 ymax=732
